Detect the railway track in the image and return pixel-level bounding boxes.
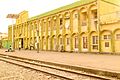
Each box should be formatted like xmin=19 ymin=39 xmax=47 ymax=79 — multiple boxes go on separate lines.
xmin=0 ymin=54 xmax=116 ymax=80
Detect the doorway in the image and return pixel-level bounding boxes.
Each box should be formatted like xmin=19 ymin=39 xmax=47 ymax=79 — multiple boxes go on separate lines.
xmin=21 ymin=38 xmax=23 ymax=48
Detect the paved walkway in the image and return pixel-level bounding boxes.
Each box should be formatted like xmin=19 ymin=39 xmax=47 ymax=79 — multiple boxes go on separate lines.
xmin=0 ymin=49 xmax=120 ymax=73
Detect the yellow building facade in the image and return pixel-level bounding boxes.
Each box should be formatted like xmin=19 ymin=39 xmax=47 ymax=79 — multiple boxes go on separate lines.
xmin=8 ymin=0 xmax=120 ymax=54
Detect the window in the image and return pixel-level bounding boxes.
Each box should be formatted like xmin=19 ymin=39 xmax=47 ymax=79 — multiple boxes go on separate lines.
xmin=92 ymin=36 xmax=98 ymax=50
xmin=65 ymin=17 xmax=70 ymax=29
xmin=81 ymin=12 xmax=87 ymax=26
xmin=92 ymin=10 xmax=97 ymax=19
xmin=67 ymin=38 xmax=70 ymax=45
xmin=43 ymin=22 xmax=46 ymax=32
xmin=116 ymin=34 xmax=120 ymax=40
xmin=75 ymin=37 xmax=78 ymax=48
xmin=105 ymin=42 xmax=109 ymax=47
xmin=48 ymin=21 xmax=51 ymax=31
xmin=74 ymin=14 xmax=78 ymax=18
xmin=82 ymin=12 xmax=87 ymax=20
xmin=104 ymin=35 xmax=107 ymax=40
xmin=83 ymin=37 xmax=88 ymax=49
xmin=103 ymin=35 xmax=111 ymax=40
xmin=93 ymin=45 xmax=98 ymax=50
xmin=53 ymin=20 xmax=56 ymax=30
xmin=60 ymin=18 xmax=62 ymax=29
xmin=60 ymin=18 xmax=63 ymax=26
xmin=92 ymin=36 xmax=98 ymax=44
xmin=81 ymin=21 xmax=87 ymax=26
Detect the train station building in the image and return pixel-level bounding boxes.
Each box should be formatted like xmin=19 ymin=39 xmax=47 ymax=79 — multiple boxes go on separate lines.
xmin=8 ymin=0 xmax=120 ymax=54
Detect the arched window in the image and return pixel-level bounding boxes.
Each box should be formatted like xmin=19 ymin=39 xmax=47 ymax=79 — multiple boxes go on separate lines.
xmin=75 ymin=36 xmax=78 ymax=48
xmin=83 ymin=37 xmax=87 ymax=49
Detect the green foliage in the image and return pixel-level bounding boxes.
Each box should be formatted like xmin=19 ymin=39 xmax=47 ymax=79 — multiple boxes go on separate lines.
xmin=2 ymin=40 xmax=11 ymax=49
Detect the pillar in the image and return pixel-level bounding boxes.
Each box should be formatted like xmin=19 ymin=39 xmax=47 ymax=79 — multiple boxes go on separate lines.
xmin=88 ymin=8 xmax=91 ymax=52
xmin=111 ymin=32 xmax=115 ymax=53
xmin=46 ymin=19 xmax=48 ymax=50
xmin=70 ymin=11 xmax=73 ymax=52
xmin=62 ymin=13 xmax=65 ymax=51
xmin=56 ymin=15 xmax=59 ymax=51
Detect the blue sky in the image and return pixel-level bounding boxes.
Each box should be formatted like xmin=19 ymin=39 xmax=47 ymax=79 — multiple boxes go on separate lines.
xmin=0 ymin=0 xmax=75 ymax=33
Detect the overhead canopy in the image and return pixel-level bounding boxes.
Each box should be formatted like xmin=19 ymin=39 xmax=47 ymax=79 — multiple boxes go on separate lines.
xmin=6 ymin=14 xmax=19 ymax=19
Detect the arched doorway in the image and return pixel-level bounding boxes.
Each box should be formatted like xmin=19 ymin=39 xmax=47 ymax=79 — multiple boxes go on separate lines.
xmin=65 ymin=34 xmax=70 ymax=51
xmin=90 ymin=31 xmax=98 ymax=52
xmin=58 ymin=35 xmax=62 ymax=51
xmin=101 ymin=30 xmax=112 ymax=52
xmin=81 ymin=33 xmax=88 ymax=52
xmin=42 ymin=37 xmax=46 ymax=50
xmin=52 ymin=35 xmax=56 ymax=51
xmin=72 ymin=33 xmax=78 ymax=52
xmin=114 ymin=29 xmax=120 ymax=53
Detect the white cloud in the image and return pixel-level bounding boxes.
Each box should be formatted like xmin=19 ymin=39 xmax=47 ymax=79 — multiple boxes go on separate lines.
xmin=0 ymin=0 xmax=75 ymax=33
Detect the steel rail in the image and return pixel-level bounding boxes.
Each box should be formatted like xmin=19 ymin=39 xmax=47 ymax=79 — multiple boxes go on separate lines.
xmin=0 ymin=54 xmax=116 ymax=80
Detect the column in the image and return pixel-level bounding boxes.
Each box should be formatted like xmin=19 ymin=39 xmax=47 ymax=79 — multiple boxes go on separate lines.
xmin=97 ymin=0 xmax=101 ymax=53
xmin=37 ymin=20 xmax=39 ymax=52
xmin=50 ymin=18 xmax=53 ymax=50
xmin=88 ymin=8 xmax=91 ymax=52
xmin=77 ymin=10 xmax=82 ymax=52
xmin=70 ymin=11 xmax=73 ymax=52
xmin=26 ymin=22 xmax=28 ymax=48
xmin=39 ymin=21 xmax=41 ymax=50
xmin=62 ymin=13 xmax=65 ymax=51
xmin=32 ymin=22 xmax=35 ymax=49
xmin=41 ymin=20 xmax=43 ymax=50
xmin=111 ymin=32 xmax=115 ymax=53
xmin=46 ymin=19 xmax=48 ymax=50
xmin=29 ymin=22 xmax=32 ymax=49
xmin=56 ymin=15 xmax=59 ymax=51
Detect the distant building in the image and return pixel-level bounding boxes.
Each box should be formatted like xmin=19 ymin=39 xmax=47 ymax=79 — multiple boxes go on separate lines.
xmin=0 ymin=33 xmax=8 ymax=48
xmin=0 ymin=33 xmax=8 ymax=40
xmin=8 ymin=0 xmax=120 ymax=54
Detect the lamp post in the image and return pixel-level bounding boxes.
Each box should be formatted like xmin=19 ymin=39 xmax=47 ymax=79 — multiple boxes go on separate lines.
xmin=6 ymin=14 xmax=19 ymax=51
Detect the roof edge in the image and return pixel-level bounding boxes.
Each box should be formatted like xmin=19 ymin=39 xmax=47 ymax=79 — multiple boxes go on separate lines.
xmin=28 ymin=0 xmax=96 ymax=21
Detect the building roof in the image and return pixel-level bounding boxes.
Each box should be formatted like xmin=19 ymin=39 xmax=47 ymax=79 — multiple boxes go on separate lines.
xmin=28 ymin=0 xmax=120 ymax=21
xmin=28 ymin=0 xmax=96 ymax=21
xmin=103 ymin=0 xmax=120 ymax=6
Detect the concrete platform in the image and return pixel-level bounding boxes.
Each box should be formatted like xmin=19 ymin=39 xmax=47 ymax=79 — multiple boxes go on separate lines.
xmin=0 ymin=49 xmax=120 ymax=76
